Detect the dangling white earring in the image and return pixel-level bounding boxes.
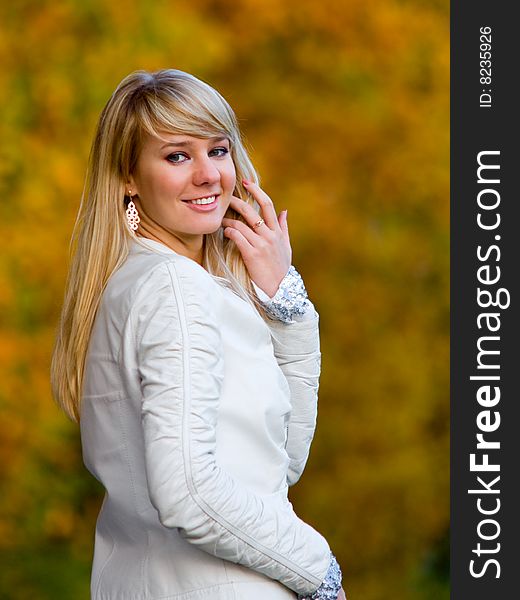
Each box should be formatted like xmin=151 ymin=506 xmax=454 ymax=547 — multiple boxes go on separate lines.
xmin=126 ymin=190 xmax=140 ymax=231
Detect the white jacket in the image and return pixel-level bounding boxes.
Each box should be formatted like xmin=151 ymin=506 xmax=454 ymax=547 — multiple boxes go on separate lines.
xmin=80 ymin=236 xmax=331 ymax=600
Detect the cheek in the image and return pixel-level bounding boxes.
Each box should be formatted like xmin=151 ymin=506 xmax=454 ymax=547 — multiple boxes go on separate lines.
xmin=147 ymin=165 xmax=184 ymax=197
xmin=221 ymin=162 xmax=237 ymax=188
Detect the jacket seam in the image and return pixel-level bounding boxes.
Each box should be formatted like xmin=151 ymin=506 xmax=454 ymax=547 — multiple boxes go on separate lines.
xmin=93 ymin=505 xmax=116 ymax=600
xmin=166 ymin=261 xmax=322 ymax=588
xmin=117 ymin=257 xmax=189 ymax=366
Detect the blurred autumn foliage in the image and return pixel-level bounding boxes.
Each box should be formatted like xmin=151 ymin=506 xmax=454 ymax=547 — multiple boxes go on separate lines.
xmin=0 ymin=0 xmax=449 ymax=598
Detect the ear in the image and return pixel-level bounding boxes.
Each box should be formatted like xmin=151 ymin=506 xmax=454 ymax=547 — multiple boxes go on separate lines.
xmin=126 ymin=176 xmax=139 ymax=196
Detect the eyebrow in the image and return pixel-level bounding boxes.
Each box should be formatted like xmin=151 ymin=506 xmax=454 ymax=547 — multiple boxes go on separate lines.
xmin=160 ymin=136 xmax=230 ymax=150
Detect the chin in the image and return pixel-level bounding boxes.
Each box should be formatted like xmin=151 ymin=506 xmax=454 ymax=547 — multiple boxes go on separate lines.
xmin=204 ymin=224 xmax=225 ymax=236
xmin=185 ymin=221 xmax=221 ymax=235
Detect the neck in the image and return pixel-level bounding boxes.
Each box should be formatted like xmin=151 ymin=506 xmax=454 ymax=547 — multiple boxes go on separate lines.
xmin=132 ymin=198 xmax=204 ymax=264
xmin=136 ymin=228 xmax=204 ymax=265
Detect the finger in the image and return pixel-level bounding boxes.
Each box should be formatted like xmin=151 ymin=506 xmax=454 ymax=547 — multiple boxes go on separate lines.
xmin=221 ymin=216 xmax=267 ymax=247
xmin=242 ymin=181 xmax=279 ymax=230
xmin=222 ymin=224 xmax=255 ymax=259
xmin=277 ymin=209 xmax=291 ymax=247
xmin=278 ymin=209 xmax=288 ymax=235
xmin=228 ymin=195 xmax=272 ymax=235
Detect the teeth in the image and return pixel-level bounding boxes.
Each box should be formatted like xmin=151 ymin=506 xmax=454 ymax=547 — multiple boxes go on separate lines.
xmin=187 ymin=195 xmax=216 ymax=205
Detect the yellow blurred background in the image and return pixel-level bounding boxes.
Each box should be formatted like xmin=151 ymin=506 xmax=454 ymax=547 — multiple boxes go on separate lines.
xmin=0 ymin=0 xmax=449 ymax=598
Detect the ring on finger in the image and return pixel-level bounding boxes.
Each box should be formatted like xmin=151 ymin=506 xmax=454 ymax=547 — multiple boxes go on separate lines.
xmin=252 ymin=218 xmax=265 ymax=229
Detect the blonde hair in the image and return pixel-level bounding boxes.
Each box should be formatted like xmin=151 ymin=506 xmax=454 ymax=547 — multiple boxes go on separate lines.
xmin=51 ymin=68 xmax=269 ymax=423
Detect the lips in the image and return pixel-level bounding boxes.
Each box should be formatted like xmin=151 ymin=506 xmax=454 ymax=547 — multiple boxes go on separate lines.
xmin=182 ymin=194 xmax=220 ymax=212
xmin=182 ymin=193 xmax=220 ymax=202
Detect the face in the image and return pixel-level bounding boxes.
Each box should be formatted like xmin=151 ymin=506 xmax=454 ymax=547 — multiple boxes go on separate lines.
xmin=127 ymin=131 xmax=236 ymax=252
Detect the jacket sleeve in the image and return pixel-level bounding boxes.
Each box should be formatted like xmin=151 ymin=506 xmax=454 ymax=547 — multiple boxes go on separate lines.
xmin=131 ymin=259 xmax=331 ymax=597
xmin=264 ymin=304 xmax=322 ymax=487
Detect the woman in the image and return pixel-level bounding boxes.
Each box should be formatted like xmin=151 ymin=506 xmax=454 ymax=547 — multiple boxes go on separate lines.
xmin=51 ymin=69 xmax=346 ymax=600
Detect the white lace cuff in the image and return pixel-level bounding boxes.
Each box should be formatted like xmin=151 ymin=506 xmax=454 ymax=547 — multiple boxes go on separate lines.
xmin=251 ymin=265 xmax=313 ymax=323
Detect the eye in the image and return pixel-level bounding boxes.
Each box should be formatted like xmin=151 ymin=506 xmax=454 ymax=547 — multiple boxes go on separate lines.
xmin=210 ymin=147 xmax=230 ymax=157
xmin=166 ymin=152 xmax=188 ymax=164
xmin=166 ymin=146 xmax=230 ymax=164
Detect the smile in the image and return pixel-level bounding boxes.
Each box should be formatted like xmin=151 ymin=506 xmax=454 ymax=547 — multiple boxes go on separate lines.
xmin=182 ymin=194 xmax=219 ymax=205
xmin=181 ymin=194 xmax=220 ymax=212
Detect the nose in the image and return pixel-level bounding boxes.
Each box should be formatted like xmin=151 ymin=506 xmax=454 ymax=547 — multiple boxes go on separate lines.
xmin=192 ymin=155 xmax=221 ymax=187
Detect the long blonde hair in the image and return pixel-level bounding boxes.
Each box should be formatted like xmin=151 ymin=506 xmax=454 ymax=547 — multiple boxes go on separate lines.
xmin=51 ymin=69 xmax=268 ymax=423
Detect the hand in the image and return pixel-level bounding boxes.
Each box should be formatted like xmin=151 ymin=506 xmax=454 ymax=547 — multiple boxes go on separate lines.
xmin=337 ymin=588 xmax=347 ymax=600
xmin=221 ymin=180 xmax=291 ymax=298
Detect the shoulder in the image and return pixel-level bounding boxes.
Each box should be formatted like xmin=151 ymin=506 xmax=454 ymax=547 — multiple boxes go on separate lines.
xmin=103 ymin=243 xmax=219 ymax=325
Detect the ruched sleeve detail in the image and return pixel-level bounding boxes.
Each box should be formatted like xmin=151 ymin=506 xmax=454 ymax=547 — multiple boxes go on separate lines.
xmin=264 ymin=307 xmax=322 ymax=486
xmin=130 ymin=259 xmax=331 ymax=596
